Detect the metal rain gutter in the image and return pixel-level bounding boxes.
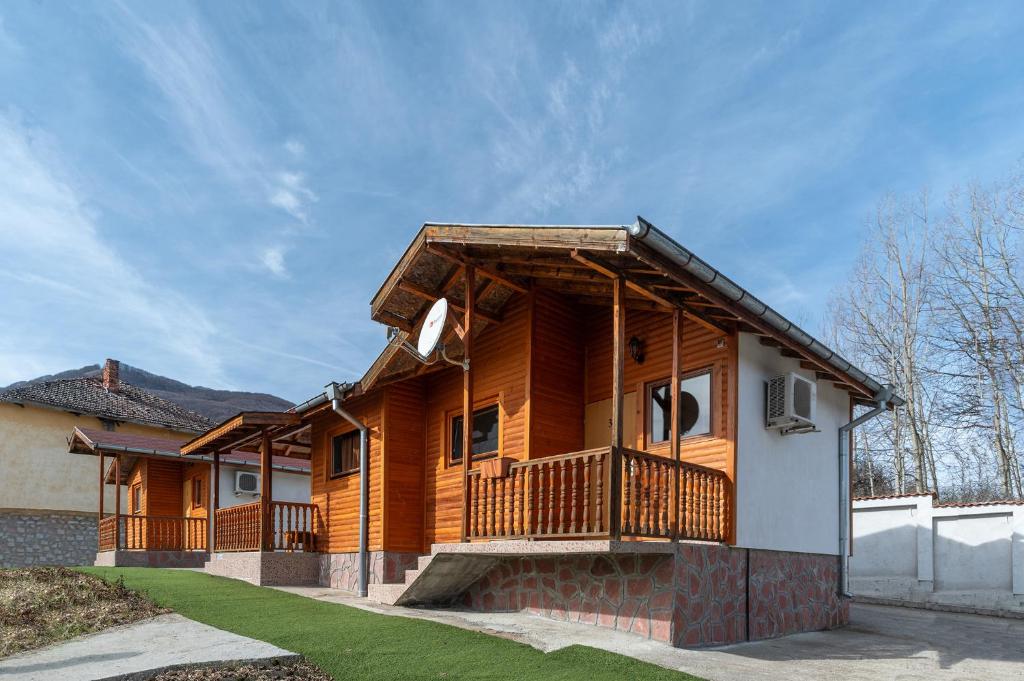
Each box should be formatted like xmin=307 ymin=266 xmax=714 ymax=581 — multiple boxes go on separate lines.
xmin=324 ymin=381 xmax=370 ymax=598
xmin=627 ymin=216 xmax=883 ymax=397
xmin=837 ymin=385 xmax=903 ymax=597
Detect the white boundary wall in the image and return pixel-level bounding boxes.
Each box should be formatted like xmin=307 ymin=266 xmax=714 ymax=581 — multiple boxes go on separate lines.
xmin=851 ymin=494 xmax=1024 ymax=611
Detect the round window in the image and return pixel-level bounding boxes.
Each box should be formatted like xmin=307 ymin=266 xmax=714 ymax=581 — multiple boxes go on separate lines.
xmin=679 ymin=391 xmax=700 ymax=434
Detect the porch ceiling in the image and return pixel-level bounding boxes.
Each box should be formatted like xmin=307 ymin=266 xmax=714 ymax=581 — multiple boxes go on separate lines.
xmin=180 ymin=411 xmax=308 ymax=459
xmin=363 ymin=223 xmax=882 ymax=402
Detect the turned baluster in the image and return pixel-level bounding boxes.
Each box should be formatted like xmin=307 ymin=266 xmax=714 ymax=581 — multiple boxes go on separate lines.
xmin=641 ymin=459 xmax=651 ymax=534
xmin=664 ymin=462 xmax=672 ymax=536
xmin=652 ymin=462 xmax=661 ymax=536
xmin=583 ymin=455 xmax=592 ymax=533
xmin=595 ymin=453 xmax=605 ymax=533
xmin=500 ymin=477 xmax=507 ymax=537
xmin=561 ymin=458 xmax=569 ymax=532
xmin=618 ymin=454 xmax=626 ymax=532
xmin=517 ymin=467 xmax=525 ymax=536
xmin=630 ymin=456 xmax=638 ymax=532
xmin=547 ymin=461 xmax=556 ymax=535
xmin=535 ymin=463 xmax=544 ymax=534
xmin=569 ymin=459 xmax=579 ymax=534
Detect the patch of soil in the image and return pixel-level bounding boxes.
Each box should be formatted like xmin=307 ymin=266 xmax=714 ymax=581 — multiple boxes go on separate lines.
xmin=151 ymin=659 xmax=332 ymax=680
xmin=0 ymin=567 xmax=167 ymax=658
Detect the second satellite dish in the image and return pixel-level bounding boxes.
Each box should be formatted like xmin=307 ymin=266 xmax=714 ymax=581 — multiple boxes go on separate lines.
xmin=417 ymin=298 xmax=448 ymax=357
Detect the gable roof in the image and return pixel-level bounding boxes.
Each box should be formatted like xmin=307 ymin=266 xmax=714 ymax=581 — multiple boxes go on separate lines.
xmin=365 ymin=219 xmax=898 ymax=406
xmin=1 ymin=377 xmax=214 ymax=433
xmin=68 ymin=427 xmax=310 ymax=484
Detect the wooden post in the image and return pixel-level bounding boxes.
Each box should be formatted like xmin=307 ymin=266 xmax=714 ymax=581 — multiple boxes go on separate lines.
xmin=461 ymin=264 xmax=475 ymax=543
xmin=98 ymin=452 xmax=105 ymax=523
xmin=114 ymin=453 xmax=121 ymax=550
xmin=610 ymin=276 xmax=625 ymax=540
xmin=671 ymin=308 xmax=681 ymax=539
xmin=260 ymin=431 xmax=273 ymax=551
xmin=212 ymin=451 xmax=220 ymax=551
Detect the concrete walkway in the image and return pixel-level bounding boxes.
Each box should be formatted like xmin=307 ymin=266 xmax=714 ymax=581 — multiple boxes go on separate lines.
xmin=0 ymin=614 xmax=297 ymax=681
xmin=275 ymin=586 xmax=1024 ymax=680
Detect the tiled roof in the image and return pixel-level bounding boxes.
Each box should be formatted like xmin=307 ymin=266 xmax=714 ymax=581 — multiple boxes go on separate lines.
xmin=72 ymin=427 xmax=310 ymax=473
xmin=853 ymin=492 xmax=937 ymax=501
xmin=934 ymin=499 xmax=1024 ymax=508
xmin=0 ymin=377 xmax=214 ymax=433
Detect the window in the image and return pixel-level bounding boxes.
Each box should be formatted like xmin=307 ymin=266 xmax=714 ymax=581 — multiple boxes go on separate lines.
xmin=648 ymin=368 xmax=713 ymax=444
xmin=450 ymin=404 xmax=500 ymax=464
xmin=331 ymin=431 xmax=360 ymax=477
xmin=191 ymin=477 xmax=203 ymax=509
xmin=131 ymin=484 xmax=141 ymax=514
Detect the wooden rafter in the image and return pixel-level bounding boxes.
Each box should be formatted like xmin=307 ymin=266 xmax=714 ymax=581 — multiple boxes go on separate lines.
xmin=425 ymin=243 xmax=529 ymax=293
xmin=396 ymin=278 xmax=502 ymax=325
xmin=630 ymin=240 xmax=873 ymax=398
xmin=570 ymin=249 xmax=731 ymax=335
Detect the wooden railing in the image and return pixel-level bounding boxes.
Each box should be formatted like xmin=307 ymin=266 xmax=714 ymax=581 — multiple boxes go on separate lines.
xmin=121 ymin=515 xmax=208 ymax=551
xmin=468 ymin=447 xmax=610 ymax=539
xmin=620 ymin=449 xmax=731 ymax=542
xmin=214 ymin=501 xmax=320 ymax=552
xmin=268 ymin=501 xmax=320 ymax=552
xmin=97 ymin=515 xmax=207 ymax=551
xmin=98 ymin=515 xmax=117 ymax=551
xmin=621 ymin=449 xmax=675 ymax=538
xmin=214 ymin=502 xmax=262 ymax=552
xmin=465 ymin=446 xmax=732 ymax=543
xmin=677 ymin=461 xmax=730 ymax=541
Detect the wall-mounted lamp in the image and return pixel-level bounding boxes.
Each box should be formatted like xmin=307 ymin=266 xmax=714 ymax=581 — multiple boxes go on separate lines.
xmin=629 ymin=336 xmax=645 ymax=364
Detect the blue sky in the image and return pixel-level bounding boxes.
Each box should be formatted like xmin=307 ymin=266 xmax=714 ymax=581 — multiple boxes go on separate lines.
xmin=1 ymin=1 xmax=1023 ymax=403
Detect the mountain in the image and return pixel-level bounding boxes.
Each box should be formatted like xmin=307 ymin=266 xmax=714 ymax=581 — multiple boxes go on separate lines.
xmin=2 ymin=363 xmax=293 ymax=423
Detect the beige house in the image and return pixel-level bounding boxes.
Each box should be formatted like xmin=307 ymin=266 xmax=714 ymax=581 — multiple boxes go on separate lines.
xmin=0 ymin=359 xmax=212 ymax=567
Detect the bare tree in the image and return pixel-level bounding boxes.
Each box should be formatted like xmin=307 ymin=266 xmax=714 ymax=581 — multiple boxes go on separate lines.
xmin=829 ymin=192 xmax=937 ymax=495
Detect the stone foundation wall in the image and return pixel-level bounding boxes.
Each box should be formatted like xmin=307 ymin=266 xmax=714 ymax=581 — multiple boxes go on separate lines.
xmin=205 ymin=551 xmax=320 ymax=586
xmin=0 ymin=510 xmax=97 ymax=568
xmin=93 ymin=550 xmax=208 ymax=568
xmin=747 ymin=549 xmax=848 ymax=639
xmin=463 ymin=543 xmax=847 ymax=648
xmin=319 ymin=551 xmax=421 ymax=592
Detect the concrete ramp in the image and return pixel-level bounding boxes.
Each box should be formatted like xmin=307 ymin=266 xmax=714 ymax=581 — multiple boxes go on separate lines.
xmin=367 ymin=552 xmax=498 ymax=606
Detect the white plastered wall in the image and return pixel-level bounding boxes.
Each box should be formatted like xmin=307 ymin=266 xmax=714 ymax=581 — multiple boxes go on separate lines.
xmin=216 ymin=463 xmax=310 ymax=508
xmin=735 ymin=332 xmax=850 ymax=555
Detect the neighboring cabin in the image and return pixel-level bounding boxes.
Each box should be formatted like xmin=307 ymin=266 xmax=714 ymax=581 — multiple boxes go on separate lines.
xmin=0 ymin=360 xmax=212 ymax=567
xmin=67 ymin=427 xmax=310 ymax=568
xmin=180 ymin=220 xmax=899 ymax=648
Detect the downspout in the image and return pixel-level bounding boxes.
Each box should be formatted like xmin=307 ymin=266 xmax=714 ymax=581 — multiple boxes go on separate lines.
xmin=837 ymin=385 xmax=902 ymax=597
xmin=325 ymin=382 xmax=369 ymax=598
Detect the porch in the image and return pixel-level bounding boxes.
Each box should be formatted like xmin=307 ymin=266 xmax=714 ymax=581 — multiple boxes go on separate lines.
xmin=466 ymin=446 xmax=730 ymax=543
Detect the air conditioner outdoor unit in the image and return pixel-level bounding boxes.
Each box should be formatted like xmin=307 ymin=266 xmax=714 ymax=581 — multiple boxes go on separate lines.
xmin=765 ymin=372 xmax=817 ymax=432
xmin=234 ymin=470 xmax=260 ymax=497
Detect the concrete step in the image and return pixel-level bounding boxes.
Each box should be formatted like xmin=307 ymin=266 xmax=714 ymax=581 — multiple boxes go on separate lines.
xmin=367 ymin=582 xmax=409 ymax=606
xmin=402 ymin=569 xmax=421 ymax=584
xmin=417 ymin=555 xmax=433 ymax=571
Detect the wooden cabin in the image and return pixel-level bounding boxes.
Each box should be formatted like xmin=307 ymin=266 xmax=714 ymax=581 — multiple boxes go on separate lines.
xmin=69 ymin=427 xmax=311 ymax=567
xmin=181 ymin=220 xmax=896 ymax=646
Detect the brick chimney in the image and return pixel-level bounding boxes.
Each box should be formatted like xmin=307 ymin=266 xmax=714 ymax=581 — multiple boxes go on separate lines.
xmin=102 ymin=358 xmax=120 ymax=393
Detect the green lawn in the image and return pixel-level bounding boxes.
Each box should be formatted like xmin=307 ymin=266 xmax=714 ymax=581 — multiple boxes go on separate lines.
xmin=81 ymin=568 xmax=701 ymax=681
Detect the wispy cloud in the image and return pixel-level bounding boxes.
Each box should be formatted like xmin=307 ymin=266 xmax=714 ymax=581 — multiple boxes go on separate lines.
xmin=108 ymin=4 xmax=317 ymax=269
xmin=259 ymin=244 xmax=289 ymax=279
xmin=466 ymin=5 xmax=661 ymax=218
xmin=0 ymin=113 xmax=224 ymax=386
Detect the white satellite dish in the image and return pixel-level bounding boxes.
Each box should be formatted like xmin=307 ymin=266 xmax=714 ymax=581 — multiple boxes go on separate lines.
xmin=417 ymin=298 xmax=448 ymax=357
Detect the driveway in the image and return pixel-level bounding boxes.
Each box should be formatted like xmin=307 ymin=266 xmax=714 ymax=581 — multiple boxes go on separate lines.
xmin=642 ymin=603 xmax=1024 ymax=681
xmin=279 ymin=587 xmax=1024 ymax=680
